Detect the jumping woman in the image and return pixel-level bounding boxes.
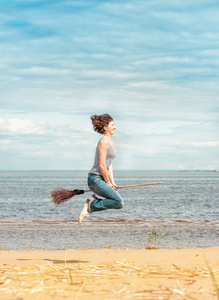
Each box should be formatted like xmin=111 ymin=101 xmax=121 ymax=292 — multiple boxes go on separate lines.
xmin=78 ymin=114 xmax=124 ymax=223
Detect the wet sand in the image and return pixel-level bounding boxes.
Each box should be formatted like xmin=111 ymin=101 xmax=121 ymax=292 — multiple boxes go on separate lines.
xmin=0 ymin=247 xmax=218 ymax=299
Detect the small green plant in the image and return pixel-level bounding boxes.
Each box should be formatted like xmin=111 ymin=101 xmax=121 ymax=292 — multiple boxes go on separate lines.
xmin=146 ymin=229 xmax=161 ymax=249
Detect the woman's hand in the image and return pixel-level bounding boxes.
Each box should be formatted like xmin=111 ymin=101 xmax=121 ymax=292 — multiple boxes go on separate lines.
xmin=107 ymin=181 xmax=118 ymax=191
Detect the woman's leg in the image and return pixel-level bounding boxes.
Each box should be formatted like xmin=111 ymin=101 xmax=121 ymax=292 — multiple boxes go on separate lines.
xmin=87 ymin=174 xmax=124 ymax=212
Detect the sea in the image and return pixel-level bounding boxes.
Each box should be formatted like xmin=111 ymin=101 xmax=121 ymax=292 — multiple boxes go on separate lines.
xmin=0 ymin=171 xmax=218 ymax=250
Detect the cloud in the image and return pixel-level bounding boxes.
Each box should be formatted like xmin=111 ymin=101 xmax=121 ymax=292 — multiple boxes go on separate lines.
xmin=0 ymin=0 xmax=219 ymax=170
xmin=0 ymin=117 xmax=97 ymax=169
xmin=0 ymin=115 xmax=218 ymax=170
xmin=177 ymin=141 xmax=219 ymax=148
xmin=0 ymin=118 xmax=46 ymax=134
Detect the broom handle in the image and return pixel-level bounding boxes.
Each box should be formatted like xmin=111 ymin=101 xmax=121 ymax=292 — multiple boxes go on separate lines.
xmin=83 ymin=181 xmax=162 ymax=193
xmin=118 ymin=181 xmax=162 ymax=189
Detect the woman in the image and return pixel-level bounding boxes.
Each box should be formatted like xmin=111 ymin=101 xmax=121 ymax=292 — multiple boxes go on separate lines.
xmin=78 ymin=114 xmax=124 ymax=223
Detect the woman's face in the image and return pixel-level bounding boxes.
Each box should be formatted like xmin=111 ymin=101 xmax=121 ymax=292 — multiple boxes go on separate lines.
xmin=104 ymin=120 xmax=116 ymax=135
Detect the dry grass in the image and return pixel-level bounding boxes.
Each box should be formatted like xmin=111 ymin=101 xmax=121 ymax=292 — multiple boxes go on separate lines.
xmin=0 ymin=257 xmax=218 ymax=300
xmin=204 ymin=256 xmax=219 ymax=300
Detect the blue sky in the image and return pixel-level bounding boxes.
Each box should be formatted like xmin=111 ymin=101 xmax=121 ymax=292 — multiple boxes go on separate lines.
xmin=0 ymin=0 xmax=219 ymax=170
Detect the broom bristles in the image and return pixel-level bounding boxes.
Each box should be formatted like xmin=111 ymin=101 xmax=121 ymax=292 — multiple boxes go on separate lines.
xmin=50 ymin=187 xmax=78 ymax=207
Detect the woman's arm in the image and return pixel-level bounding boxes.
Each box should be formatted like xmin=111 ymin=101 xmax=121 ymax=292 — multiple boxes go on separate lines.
xmin=98 ymin=139 xmax=116 ymax=189
xmin=108 ymin=164 xmax=118 ymax=189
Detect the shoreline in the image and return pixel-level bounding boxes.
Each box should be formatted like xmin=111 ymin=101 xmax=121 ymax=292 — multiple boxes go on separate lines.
xmin=1 ymin=220 xmax=218 ymax=251
xmin=0 ymin=247 xmax=218 ymax=299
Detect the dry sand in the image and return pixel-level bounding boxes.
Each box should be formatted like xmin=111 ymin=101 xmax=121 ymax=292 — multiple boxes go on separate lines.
xmin=0 ymin=247 xmax=218 ymax=299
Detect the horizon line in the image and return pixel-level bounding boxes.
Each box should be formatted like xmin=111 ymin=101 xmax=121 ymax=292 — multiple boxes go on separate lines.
xmin=0 ymin=169 xmax=217 ymax=172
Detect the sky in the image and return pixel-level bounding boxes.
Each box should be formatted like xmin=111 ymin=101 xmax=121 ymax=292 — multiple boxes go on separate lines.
xmin=0 ymin=0 xmax=219 ymax=171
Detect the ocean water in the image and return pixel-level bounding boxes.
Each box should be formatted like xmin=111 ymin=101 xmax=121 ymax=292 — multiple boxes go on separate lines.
xmin=0 ymin=171 xmax=218 ymax=250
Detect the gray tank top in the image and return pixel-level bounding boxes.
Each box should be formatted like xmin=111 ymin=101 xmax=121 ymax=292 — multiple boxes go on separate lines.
xmin=89 ymin=136 xmax=116 ymax=175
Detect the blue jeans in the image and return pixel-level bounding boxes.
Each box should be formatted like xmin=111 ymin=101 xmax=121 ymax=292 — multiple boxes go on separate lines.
xmin=87 ymin=174 xmax=124 ymax=213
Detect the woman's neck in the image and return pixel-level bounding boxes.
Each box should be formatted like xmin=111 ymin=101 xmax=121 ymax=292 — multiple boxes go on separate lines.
xmin=104 ymin=133 xmax=112 ymax=140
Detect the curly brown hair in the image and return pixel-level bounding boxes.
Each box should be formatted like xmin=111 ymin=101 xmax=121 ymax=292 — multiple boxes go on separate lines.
xmin=90 ymin=114 xmax=113 ymax=134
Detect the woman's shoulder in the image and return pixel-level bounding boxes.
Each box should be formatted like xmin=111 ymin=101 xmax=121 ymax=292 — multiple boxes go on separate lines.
xmin=98 ymin=137 xmax=109 ymax=148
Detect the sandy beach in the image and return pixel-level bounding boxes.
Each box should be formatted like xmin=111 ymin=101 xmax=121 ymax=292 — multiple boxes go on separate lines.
xmin=0 ymin=247 xmax=218 ymax=300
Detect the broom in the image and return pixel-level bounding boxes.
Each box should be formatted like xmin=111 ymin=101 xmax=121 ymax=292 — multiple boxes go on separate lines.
xmin=50 ymin=182 xmax=162 ymax=207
